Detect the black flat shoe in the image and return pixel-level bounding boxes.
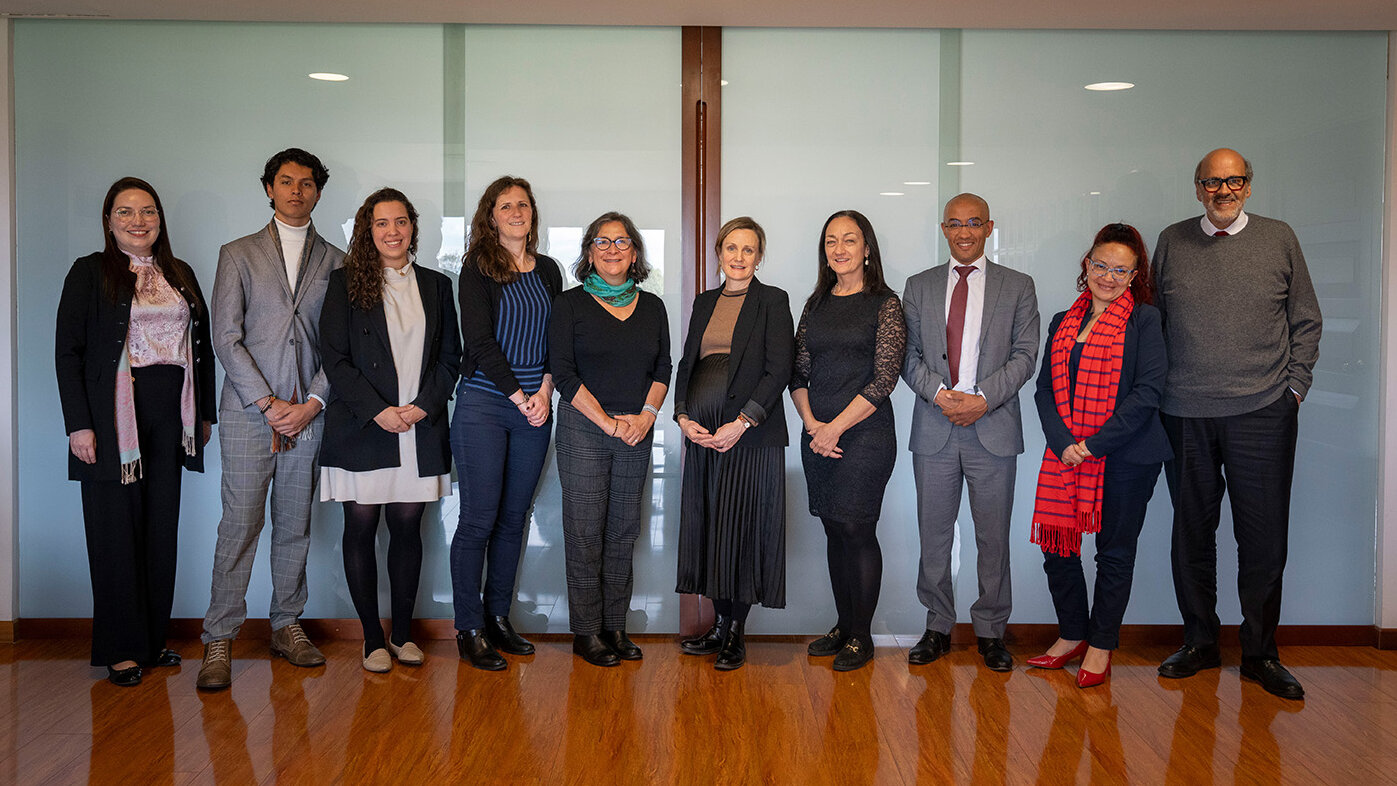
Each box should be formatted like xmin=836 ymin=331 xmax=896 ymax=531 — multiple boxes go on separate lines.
xmin=1240 ymin=657 xmax=1305 ymax=700
xmin=573 ymin=634 xmax=620 ymax=667
xmin=714 ymin=621 xmax=746 ymax=671
xmin=106 ymin=665 xmax=142 ymax=687
xmin=680 ymin=614 xmax=730 ymax=656
xmin=807 ymin=626 xmax=846 ymax=657
xmin=601 ymin=630 xmax=643 ymax=661
xmin=832 ymin=638 xmax=874 ymax=672
xmin=144 ymin=649 xmax=181 ymax=668
xmin=908 ymin=630 xmax=950 ymax=665
xmin=1157 ymin=644 xmax=1221 ymax=679
xmin=977 ymin=637 xmax=1013 ymax=672
xmin=485 ymin=616 xmax=536 ymax=656
xmin=456 ymin=629 xmax=506 ymax=671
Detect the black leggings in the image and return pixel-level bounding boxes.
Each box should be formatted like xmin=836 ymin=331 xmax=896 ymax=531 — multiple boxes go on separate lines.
xmin=711 ymin=598 xmax=752 ymax=625
xmin=822 ymin=517 xmax=882 ymax=643
xmin=342 ymin=501 xmax=426 ymax=651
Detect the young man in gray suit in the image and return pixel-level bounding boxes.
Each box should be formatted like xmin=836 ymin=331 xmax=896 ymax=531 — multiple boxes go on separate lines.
xmin=901 ymin=193 xmax=1039 ymax=671
xmin=197 ymin=148 xmax=346 ymax=690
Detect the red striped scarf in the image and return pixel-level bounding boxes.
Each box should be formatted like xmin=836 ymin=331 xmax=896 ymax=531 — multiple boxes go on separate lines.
xmin=1031 ymin=289 xmax=1133 ymax=556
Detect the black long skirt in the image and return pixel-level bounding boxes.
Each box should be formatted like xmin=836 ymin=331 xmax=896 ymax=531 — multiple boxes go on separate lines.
xmin=675 ymin=354 xmax=786 ymax=608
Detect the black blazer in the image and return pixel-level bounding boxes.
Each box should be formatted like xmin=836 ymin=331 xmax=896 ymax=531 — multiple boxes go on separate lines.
xmin=673 ymin=278 xmax=794 ymax=448
xmin=318 ymin=266 xmax=462 ymax=475
xmin=457 ymin=253 xmax=563 ymax=394
xmin=1034 ymin=303 xmax=1172 ymax=465
xmin=55 ymin=252 xmax=217 ymax=482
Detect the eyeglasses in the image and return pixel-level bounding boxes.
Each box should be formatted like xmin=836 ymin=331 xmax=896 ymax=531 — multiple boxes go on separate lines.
xmin=1087 ymin=260 xmax=1136 ymax=282
xmin=1196 ymin=176 xmax=1249 ymax=193
xmin=111 ymin=207 xmax=159 ymax=221
xmin=942 ymin=218 xmax=987 ymax=230
xmin=591 ymin=237 xmax=633 ymax=251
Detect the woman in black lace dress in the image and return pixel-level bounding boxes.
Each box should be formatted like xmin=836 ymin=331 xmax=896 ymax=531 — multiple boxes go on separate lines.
xmin=790 ymin=210 xmax=906 ymax=672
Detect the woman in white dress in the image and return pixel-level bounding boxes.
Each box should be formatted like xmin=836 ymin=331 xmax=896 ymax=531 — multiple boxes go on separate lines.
xmin=319 ymin=188 xmax=462 ymax=672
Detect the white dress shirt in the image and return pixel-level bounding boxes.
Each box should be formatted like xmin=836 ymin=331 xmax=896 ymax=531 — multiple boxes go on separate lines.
xmin=943 ymin=255 xmax=987 ymax=394
xmin=1201 ymin=210 xmax=1249 ymax=236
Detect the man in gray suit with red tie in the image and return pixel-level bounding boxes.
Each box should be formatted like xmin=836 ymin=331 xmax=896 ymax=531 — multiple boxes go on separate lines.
xmin=196 ymin=148 xmax=346 ymax=690
xmin=901 ymin=193 xmax=1039 ymax=671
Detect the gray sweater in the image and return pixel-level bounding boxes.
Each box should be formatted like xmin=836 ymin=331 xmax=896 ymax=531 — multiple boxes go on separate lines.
xmin=1153 ymin=214 xmax=1322 ymax=418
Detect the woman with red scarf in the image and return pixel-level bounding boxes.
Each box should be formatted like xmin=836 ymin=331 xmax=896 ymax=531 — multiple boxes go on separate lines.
xmin=1027 ymin=223 xmax=1171 ymax=688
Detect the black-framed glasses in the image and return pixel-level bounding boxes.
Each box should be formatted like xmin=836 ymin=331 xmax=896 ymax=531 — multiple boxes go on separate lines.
xmin=1087 ymin=260 xmax=1136 ymax=282
xmin=1196 ymin=176 xmax=1249 ymax=193
xmin=942 ymin=218 xmax=987 ymax=229
xmin=591 ymin=237 xmax=633 ymax=251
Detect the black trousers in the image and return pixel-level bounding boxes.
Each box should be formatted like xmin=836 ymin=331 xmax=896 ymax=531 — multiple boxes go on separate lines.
xmin=80 ymin=364 xmax=186 ymax=667
xmin=1163 ymin=392 xmax=1299 ymax=660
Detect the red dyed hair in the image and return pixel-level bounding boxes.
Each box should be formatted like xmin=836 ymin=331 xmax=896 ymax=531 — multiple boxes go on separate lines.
xmin=1076 ymin=222 xmax=1155 ymax=305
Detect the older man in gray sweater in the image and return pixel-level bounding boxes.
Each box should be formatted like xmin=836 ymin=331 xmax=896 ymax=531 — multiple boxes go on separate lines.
xmin=1153 ymin=148 xmax=1322 ymax=700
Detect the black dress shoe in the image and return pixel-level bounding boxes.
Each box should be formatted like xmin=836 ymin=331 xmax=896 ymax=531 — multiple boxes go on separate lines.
xmin=714 ymin=621 xmax=746 ymax=671
xmin=832 ymin=638 xmax=874 ymax=671
xmin=456 ymin=629 xmax=507 ymax=671
xmin=977 ymin=637 xmax=1013 ymax=672
xmin=680 ymin=614 xmax=730 ymax=656
xmin=573 ymin=634 xmax=620 ymax=667
xmin=807 ymin=626 xmax=846 ymax=657
xmin=601 ymin=630 xmax=643 ymax=661
xmin=1157 ymin=644 xmax=1221 ymax=679
xmin=485 ymin=616 xmax=535 ymax=656
xmin=1241 ymin=657 xmax=1305 ymax=700
xmin=908 ymin=630 xmax=951 ymax=665
xmin=142 ymin=649 xmax=182 ymax=668
xmin=106 ymin=665 xmax=142 ymax=687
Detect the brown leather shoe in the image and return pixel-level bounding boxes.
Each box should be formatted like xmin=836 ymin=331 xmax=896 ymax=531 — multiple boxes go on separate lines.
xmin=196 ymin=639 xmax=232 ymax=690
xmin=270 ymin=623 xmax=326 ymax=667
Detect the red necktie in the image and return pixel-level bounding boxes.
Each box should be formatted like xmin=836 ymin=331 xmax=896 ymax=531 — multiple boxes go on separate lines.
xmin=946 ymin=265 xmax=975 ymax=388
xmin=1214 ymin=231 xmax=1228 ymax=237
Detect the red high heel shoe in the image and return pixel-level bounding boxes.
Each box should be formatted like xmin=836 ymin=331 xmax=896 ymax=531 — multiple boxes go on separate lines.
xmin=1026 ymin=640 xmax=1088 ymax=670
xmin=1076 ymin=652 xmax=1112 ymax=688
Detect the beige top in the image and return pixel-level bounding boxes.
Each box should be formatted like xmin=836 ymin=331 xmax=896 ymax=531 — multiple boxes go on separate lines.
xmin=699 ymin=290 xmax=747 ymax=358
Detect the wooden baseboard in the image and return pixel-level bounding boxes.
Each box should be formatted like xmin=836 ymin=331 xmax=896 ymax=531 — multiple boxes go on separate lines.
xmin=11 ymin=618 xmax=1383 ymax=647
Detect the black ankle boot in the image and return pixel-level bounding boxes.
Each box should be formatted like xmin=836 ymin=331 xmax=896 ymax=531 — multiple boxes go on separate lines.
xmin=680 ymin=614 xmax=730 ymax=656
xmin=456 ymin=629 xmax=506 ymax=671
xmin=485 ymin=615 xmax=535 ymax=655
xmin=573 ymin=634 xmax=620 ymax=667
xmin=714 ymin=620 xmax=747 ymax=671
xmin=601 ymin=630 xmax=643 ymax=661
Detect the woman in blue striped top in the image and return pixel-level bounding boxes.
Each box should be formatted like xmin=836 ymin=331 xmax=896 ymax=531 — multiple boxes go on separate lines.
xmin=449 ymin=176 xmax=564 ymax=670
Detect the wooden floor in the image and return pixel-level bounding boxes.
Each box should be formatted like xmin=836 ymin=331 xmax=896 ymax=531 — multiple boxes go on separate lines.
xmin=3 ymin=637 xmax=1395 ymax=785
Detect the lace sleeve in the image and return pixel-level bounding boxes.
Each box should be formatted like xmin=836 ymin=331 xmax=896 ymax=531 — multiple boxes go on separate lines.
xmin=789 ymin=303 xmax=811 ymax=391
xmin=859 ymin=294 xmax=907 ymax=406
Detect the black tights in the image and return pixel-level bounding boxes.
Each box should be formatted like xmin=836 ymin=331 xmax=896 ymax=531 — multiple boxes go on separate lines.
xmin=342 ymin=501 xmax=426 ymax=651
xmin=822 ymin=516 xmax=882 ymax=643
xmin=711 ymin=598 xmax=752 ymax=624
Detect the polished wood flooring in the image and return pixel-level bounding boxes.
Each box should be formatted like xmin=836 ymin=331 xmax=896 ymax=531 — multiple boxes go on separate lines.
xmin=3 ymin=637 xmax=1395 ymax=785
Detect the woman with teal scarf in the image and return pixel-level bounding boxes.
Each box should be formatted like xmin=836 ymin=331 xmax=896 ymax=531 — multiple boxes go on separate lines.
xmin=547 ymin=211 xmax=671 ymax=667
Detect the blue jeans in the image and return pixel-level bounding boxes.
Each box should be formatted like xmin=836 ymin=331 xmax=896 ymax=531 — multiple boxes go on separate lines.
xmin=449 ymin=386 xmax=552 ymax=631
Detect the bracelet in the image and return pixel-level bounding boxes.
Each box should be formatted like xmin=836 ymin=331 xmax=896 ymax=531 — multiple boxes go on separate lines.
xmin=259 ymin=396 xmax=276 ymax=414
xmin=611 ymin=418 xmax=620 ymax=436
xmin=643 ymin=404 xmax=660 ymax=418
xmin=737 ymin=414 xmax=754 ymax=429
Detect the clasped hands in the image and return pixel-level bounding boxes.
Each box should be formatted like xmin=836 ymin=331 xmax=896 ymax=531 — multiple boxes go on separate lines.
xmin=804 ymin=418 xmax=844 ymax=459
xmin=611 ymin=411 xmax=656 ymax=447
xmin=1060 ymin=441 xmax=1093 ymax=466
xmin=679 ymin=416 xmax=746 ymax=453
xmin=934 ymin=388 xmax=988 ymax=427
xmin=373 ymin=404 xmax=427 ymax=434
xmin=263 ymin=396 xmax=322 ymax=437
xmin=514 ymin=389 xmax=551 ymax=428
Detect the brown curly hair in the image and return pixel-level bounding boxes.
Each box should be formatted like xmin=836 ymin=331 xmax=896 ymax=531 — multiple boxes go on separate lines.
xmin=468 ymin=176 xmax=540 ymax=285
xmin=344 ymin=188 xmax=420 ymax=310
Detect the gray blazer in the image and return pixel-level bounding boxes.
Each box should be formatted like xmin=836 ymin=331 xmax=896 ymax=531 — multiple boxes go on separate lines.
xmin=211 ymin=221 xmax=346 ymax=414
xmin=901 ymin=259 xmax=1040 ymax=457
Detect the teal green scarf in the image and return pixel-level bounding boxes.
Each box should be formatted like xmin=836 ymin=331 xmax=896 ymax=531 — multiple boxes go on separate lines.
xmin=583 ymin=273 xmax=638 ymax=307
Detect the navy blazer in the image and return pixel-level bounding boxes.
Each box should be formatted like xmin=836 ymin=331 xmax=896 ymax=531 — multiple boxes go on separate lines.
xmin=1034 ymin=303 xmax=1172 ymax=465
xmin=55 ymin=252 xmax=217 ymax=482
xmin=318 ymin=266 xmax=462 ymax=476
xmin=673 ymin=278 xmax=794 ymax=448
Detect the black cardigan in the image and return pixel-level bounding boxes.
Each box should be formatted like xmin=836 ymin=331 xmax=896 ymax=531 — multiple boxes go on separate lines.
xmin=1034 ymin=303 xmax=1173 ymax=466
xmin=457 ymin=254 xmax=564 ymax=395
xmin=673 ymin=278 xmax=794 ymax=448
xmin=318 ymin=266 xmax=463 ymax=475
xmin=55 ymin=252 xmax=217 ymax=482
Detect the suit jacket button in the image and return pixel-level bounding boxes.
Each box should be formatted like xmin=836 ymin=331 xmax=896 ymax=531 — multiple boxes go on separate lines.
xmin=941 ymin=353 xmax=948 ymax=359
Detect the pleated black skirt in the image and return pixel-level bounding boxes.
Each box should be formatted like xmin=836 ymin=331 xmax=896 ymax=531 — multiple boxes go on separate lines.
xmin=675 ymin=354 xmax=786 ymax=608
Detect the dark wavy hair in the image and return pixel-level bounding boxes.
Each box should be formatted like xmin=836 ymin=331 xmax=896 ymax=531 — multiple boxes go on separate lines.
xmin=805 ymin=209 xmax=892 ymax=311
xmin=574 ymin=212 xmax=651 ymax=284
xmin=261 ymin=148 xmax=330 ymax=209
xmin=1076 ymin=222 xmax=1155 ymax=305
xmin=467 ymin=176 xmax=540 ymax=285
xmin=343 ymin=188 xmax=420 ymax=310
xmin=99 ymin=177 xmax=200 ymax=315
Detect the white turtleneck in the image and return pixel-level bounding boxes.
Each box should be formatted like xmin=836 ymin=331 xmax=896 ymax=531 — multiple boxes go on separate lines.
xmin=274 ymin=216 xmax=309 ymax=291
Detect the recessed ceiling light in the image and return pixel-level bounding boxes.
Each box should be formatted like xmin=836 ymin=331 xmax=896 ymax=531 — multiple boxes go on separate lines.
xmin=1089 ymin=191 xmax=1102 ymax=195
xmin=903 ymin=181 xmax=932 ymax=186
xmin=879 ymin=192 xmax=905 ymax=197
xmin=1085 ymin=81 xmax=1134 ymax=91
xmin=946 ymin=161 xmax=974 ymax=167
xmin=309 ymin=72 xmax=349 ymax=82
xmin=720 ymin=80 xmax=729 ymax=86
